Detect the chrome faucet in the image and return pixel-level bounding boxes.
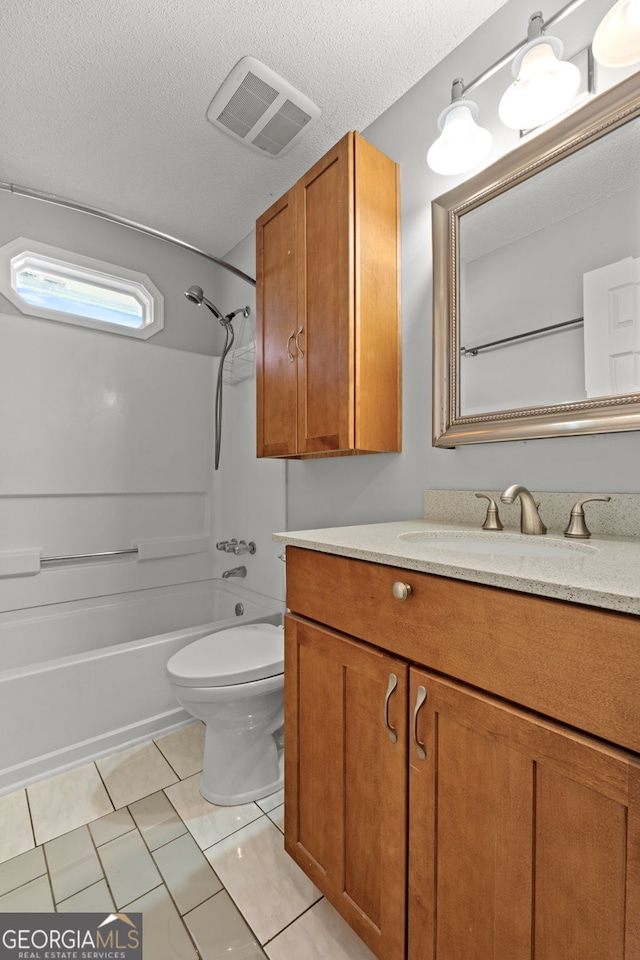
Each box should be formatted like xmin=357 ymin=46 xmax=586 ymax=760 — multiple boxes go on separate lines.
xmin=222 ymin=565 xmax=247 ymax=579
xmin=500 ymin=484 xmax=547 ymax=535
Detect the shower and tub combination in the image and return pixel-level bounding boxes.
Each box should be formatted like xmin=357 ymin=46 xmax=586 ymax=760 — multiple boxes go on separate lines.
xmin=0 ymin=578 xmax=283 ymax=795
xmin=0 ymin=277 xmax=285 ymax=806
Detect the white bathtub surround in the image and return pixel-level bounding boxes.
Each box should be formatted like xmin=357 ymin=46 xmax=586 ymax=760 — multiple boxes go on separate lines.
xmin=0 ymin=723 xmax=363 ymax=960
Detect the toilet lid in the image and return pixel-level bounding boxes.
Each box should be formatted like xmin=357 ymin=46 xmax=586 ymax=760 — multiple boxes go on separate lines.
xmin=167 ymin=622 xmax=284 ymax=687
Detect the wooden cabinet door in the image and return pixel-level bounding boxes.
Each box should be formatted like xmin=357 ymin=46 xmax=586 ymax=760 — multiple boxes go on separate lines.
xmin=256 ymin=187 xmax=299 ymax=457
xmin=296 ymin=133 xmax=354 ymax=454
xmin=285 ymin=613 xmax=408 ymax=960
xmin=408 ymin=668 xmax=640 ymax=960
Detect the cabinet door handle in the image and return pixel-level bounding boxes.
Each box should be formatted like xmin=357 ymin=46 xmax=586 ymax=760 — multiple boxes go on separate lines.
xmin=295 ymin=325 xmax=305 ymax=357
xmin=412 ymin=685 xmax=427 ymax=760
xmin=384 ymin=673 xmax=398 ymax=744
xmin=287 ymin=330 xmax=296 ymax=362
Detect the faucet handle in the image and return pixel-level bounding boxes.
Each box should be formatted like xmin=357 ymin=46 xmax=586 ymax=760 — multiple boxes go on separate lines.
xmin=564 ymin=496 xmax=611 ymax=539
xmin=475 ymin=493 xmax=504 ymax=531
xmin=232 ymin=540 xmax=257 ymax=556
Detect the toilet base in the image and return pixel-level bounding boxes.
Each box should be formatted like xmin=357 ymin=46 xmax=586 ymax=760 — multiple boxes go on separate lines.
xmin=198 ymin=711 xmax=284 ymax=806
xmin=199 ymin=748 xmax=284 ymax=806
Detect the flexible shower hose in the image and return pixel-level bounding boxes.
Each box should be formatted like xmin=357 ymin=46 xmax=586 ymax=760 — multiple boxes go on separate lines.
xmin=215 ymin=318 xmax=235 ymax=470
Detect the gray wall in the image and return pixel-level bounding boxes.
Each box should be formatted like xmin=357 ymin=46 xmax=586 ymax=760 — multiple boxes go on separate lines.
xmin=0 ymin=190 xmax=222 ymax=355
xmin=281 ymin=0 xmax=640 ymax=531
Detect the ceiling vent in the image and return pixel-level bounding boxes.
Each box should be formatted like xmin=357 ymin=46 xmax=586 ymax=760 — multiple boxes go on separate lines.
xmin=206 ymin=56 xmax=321 ymax=158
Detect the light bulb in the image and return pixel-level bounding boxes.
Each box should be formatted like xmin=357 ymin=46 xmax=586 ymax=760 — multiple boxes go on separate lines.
xmin=499 ymin=37 xmax=581 ymax=130
xmin=593 ymin=0 xmax=640 ymax=66
xmin=427 ymin=102 xmax=493 ymax=176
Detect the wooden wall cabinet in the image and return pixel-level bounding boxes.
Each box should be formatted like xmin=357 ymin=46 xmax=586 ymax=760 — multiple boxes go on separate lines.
xmin=256 ymin=132 xmax=401 ymax=458
xmin=285 ymin=547 xmax=640 ymax=960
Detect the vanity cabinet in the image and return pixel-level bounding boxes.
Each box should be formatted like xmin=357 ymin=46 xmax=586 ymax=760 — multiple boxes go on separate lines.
xmin=255 ymin=131 xmax=401 ymax=459
xmin=284 ymin=546 xmax=640 ymax=960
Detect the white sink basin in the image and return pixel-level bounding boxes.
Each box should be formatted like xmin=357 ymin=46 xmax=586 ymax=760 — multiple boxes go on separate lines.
xmin=398 ymin=531 xmax=598 ymax=559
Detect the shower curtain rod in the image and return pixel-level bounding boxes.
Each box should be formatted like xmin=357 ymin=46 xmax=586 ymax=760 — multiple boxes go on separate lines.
xmin=0 ymin=181 xmax=256 ymax=288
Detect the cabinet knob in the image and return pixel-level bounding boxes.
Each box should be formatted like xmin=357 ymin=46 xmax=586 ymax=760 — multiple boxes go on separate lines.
xmin=392 ymin=581 xmax=412 ymax=601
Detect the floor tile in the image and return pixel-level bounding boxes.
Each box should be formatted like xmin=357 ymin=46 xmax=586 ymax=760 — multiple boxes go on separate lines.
xmin=165 ymin=775 xmax=262 ymax=850
xmin=89 ymin=807 xmax=136 ymax=846
xmin=45 ymin=825 xmax=103 ymax=903
xmin=0 ymin=789 xmax=34 ymax=864
xmin=57 ymin=879 xmax=115 ymax=912
xmin=0 ymin=874 xmax=54 ymax=911
xmin=97 ymin=742 xmax=178 ymax=808
xmin=265 ymin=898 xmax=377 ymax=960
xmin=28 ymin=763 xmax=114 ymax=845
xmin=98 ymin=828 xmax=162 ymax=908
xmin=152 ymin=832 xmax=222 ymax=914
xmin=126 ymin=884 xmax=198 ymax=960
xmin=205 ymin=817 xmax=321 ymax=944
xmin=256 ymin=789 xmax=284 ymax=814
xmin=267 ymin=804 xmax=284 ymax=833
xmin=154 ymin=722 xmax=205 ymax=779
xmin=128 ymin=791 xmax=186 ymax=850
xmin=185 ymin=891 xmax=267 ymax=960
xmin=0 ymin=846 xmax=46 ymax=897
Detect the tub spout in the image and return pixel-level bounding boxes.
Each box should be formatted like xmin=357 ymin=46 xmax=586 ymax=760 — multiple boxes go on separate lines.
xmin=500 ymin=484 xmax=547 ymax=535
xmin=222 ymin=565 xmax=247 ymax=579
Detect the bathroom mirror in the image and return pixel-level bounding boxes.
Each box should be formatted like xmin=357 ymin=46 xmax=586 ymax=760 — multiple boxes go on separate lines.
xmin=432 ymin=70 xmax=640 ymax=447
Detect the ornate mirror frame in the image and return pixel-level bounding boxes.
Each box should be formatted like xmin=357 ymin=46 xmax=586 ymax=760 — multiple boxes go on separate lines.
xmin=432 ymin=71 xmax=640 ymax=447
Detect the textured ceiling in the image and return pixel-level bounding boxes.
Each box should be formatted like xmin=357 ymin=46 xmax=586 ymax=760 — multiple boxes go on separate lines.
xmin=0 ymin=0 xmax=510 ymax=259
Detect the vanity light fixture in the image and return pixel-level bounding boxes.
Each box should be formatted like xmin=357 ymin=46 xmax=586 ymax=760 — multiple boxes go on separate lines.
xmin=426 ymin=78 xmax=493 ymax=175
xmin=498 ymin=11 xmax=581 ymax=130
xmin=593 ymin=0 xmax=640 ymax=66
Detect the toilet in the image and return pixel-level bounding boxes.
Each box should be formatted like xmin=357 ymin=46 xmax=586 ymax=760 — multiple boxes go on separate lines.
xmin=166 ymin=622 xmax=284 ymax=805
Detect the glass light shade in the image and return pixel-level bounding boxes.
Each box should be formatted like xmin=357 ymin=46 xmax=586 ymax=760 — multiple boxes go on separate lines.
xmin=593 ymin=0 xmax=640 ymax=66
xmin=499 ymin=39 xmax=581 ymax=130
xmin=427 ymin=102 xmax=493 ymax=176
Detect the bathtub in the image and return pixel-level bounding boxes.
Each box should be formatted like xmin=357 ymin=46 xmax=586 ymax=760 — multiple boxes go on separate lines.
xmin=0 ymin=579 xmax=283 ymax=794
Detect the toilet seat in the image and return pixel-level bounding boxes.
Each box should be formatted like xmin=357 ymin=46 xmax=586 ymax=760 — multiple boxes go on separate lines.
xmin=167 ymin=622 xmax=283 ymax=687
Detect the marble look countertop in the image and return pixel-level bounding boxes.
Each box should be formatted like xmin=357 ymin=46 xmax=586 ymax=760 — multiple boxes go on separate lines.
xmin=273 ymin=519 xmax=640 ymax=616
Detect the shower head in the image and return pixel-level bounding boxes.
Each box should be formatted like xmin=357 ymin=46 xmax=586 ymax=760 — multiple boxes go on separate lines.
xmin=184 ymin=285 xmax=224 ymax=320
xmin=184 ymin=285 xmax=204 ymax=305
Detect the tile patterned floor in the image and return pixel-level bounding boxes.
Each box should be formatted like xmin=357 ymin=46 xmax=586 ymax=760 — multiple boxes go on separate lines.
xmin=0 ymin=722 xmax=376 ymax=960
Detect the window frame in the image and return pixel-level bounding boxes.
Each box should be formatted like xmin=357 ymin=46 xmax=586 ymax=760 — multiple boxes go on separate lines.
xmin=0 ymin=237 xmax=164 ymax=339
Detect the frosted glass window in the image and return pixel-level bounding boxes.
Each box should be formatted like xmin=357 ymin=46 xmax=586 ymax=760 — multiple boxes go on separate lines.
xmin=0 ymin=239 xmax=163 ymax=339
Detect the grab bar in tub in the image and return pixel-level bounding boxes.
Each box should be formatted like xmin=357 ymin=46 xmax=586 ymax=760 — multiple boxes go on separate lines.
xmin=41 ymin=547 xmax=139 ymax=564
